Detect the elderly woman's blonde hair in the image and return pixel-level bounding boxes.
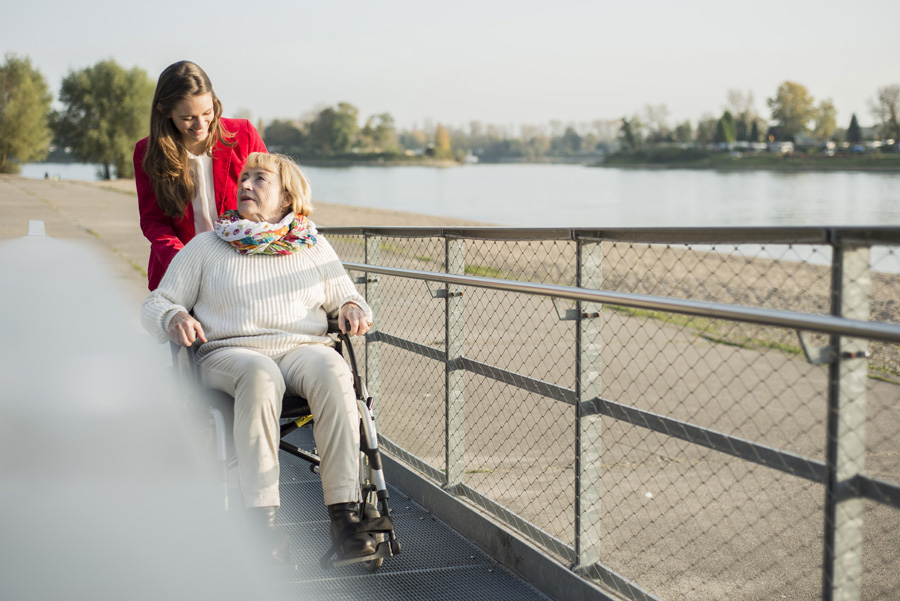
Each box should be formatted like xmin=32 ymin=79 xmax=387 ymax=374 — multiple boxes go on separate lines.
xmin=241 ymin=152 xmax=313 ymax=216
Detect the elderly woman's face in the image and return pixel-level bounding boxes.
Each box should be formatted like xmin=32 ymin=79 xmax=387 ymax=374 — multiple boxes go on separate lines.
xmin=237 ymin=167 xmax=291 ymax=223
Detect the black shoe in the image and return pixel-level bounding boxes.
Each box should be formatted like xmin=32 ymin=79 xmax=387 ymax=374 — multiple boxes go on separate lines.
xmin=246 ymin=506 xmax=291 ymax=564
xmin=327 ymin=502 xmax=377 ymax=559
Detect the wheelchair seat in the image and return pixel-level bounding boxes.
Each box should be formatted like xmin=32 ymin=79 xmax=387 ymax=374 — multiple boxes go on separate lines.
xmin=168 ymin=319 xmax=400 ymax=570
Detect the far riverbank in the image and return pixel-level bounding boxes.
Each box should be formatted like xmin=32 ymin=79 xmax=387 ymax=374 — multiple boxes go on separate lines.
xmin=599 ymin=150 xmax=900 ymax=172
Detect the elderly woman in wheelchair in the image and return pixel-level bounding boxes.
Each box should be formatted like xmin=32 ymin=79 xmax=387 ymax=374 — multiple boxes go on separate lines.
xmin=142 ymin=152 xmax=379 ymax=565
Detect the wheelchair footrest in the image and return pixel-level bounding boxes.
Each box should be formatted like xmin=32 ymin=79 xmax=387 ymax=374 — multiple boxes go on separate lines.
xmin=328 ymin=540 xmax=394 ymax=569
xmin=319 ymin=515 xmax=399 ymax=569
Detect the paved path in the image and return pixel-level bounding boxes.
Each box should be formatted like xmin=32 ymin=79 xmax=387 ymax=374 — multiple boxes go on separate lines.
xmin=1 ymin=176 xmax=150 ymax=306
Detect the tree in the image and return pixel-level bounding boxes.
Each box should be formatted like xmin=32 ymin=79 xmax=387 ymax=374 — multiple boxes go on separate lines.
xmin=370 ymin=113 xmax=399 ymax=152
xmin=726 ymin=89 xmax=757 ymax=142
xmin=447 ymin=124 xmax=471 ymax=159
xmin=694 ymin=114 xmax=719 ymax=146
xmin=560 ymin=126 xmax=582 ymax=154
xmin=359 ymin=113 xmax=400 ymax=152
xmin=749 ymin=119 xmax=761 ymax=143
xmin=331 ymin=102 xmax=358 ymax=151
xmin=0 ymin=54 xmax=53 ymax=173
xmin=766 ymin=81 xmax=816 ymax=141
xmin=581 ymin=132 xmax=600 ymax=154
xmin=308 ymin=108 xmax=336 ymax=152
xmin=520 ymin=124 xmax=549 ymax=161
xmin=734 ymin=114 xmax=749 ymax=142
xmin=812 ymin=99 xmax=837 ymax=142
xmin=643 ymin=104 xmax=671 ymax=144
xmin=264 ymin=119 xmax=304 ymax=150
xmin=618 ymin=116 xmax=644 ymax=150
xmin=714 ymin=111 xmax=736 ymax=144
xmin=592 ymin=119 xmax=620 ymax=145
xmin=870 ymin=84 xmax=900 ymax=141
xmin=846 ymin=113 xmax=862 ymax=144
xmin=398 ymin=126 xmax=428 ymax=152
xmin=52 ymin=60 xmax=153 ymax=179
xmin=434 ymin=124 xmax=453 ymax=159
xmin=308 ymin=102 xmax=358 ymax=153
xmin=673 ymin=120 xmax=693 ymax=144
xmin=726 ymin=89 xmax=756 ymax=118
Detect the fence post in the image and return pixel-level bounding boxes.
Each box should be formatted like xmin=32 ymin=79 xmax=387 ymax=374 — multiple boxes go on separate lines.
xmin=823 ymin=242 xmax=870 ymax=601
xmin=365 ymin=234 xmax=382 ymax=406
xmin=575 ymin=239 xmax=604 ymax=568
xmin=445 ymin=237 xmax=466 ymax=487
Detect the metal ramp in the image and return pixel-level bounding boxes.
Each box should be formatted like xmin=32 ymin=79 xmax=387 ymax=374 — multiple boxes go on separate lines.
xmin=251 ymin=427 xmax=553 ymax=601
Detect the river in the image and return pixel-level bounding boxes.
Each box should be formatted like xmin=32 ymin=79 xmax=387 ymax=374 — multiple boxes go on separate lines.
xmin=21 ymin=162 xmax=900 ymax=228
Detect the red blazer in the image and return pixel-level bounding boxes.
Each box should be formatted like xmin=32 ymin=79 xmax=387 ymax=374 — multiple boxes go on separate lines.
xmin=134 ymin=118 xmax=267 ymax=290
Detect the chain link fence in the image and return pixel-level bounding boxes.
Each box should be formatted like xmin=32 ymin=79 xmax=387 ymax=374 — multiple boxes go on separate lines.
xmin=324 ymin=226 xmax=900 ymax=601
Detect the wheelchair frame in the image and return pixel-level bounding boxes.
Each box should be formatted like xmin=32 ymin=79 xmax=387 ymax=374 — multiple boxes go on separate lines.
xmin=169 ymin=321 xmax=401 ymax=570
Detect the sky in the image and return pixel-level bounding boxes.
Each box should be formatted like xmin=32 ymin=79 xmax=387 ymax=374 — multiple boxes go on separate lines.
xmin=3 ymin=0 xmax=899 ymax=133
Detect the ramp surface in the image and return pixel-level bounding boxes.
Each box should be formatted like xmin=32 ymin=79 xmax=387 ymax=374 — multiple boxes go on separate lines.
xmin=256 ymin=427 xmax=553 ymax=601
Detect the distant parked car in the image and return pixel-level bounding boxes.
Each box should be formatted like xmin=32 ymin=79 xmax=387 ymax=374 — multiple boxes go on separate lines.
xmin=768 ymin=141 xmax=794 ymax=154
xmin=851 ymin=145 xmax=866 ymax=154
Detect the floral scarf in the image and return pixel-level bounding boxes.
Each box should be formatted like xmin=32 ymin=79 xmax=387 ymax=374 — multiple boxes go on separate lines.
xmin=214 ymin=210 xmax=317 ymax=255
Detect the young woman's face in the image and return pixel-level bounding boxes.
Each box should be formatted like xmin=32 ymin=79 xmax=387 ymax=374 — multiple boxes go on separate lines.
xmin=168 ymin=93 xmax=214 ymax=153
xmin=237 ymin=167 xmax=291 ymax=223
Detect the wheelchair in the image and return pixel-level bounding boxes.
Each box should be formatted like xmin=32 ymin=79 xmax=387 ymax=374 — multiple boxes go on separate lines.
xmin=169 ymin=320 xmax=401 ymax=571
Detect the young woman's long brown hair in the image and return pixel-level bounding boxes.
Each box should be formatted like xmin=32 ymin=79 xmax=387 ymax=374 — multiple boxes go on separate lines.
xmin=142 ymin=61 xmax=233 ymax=218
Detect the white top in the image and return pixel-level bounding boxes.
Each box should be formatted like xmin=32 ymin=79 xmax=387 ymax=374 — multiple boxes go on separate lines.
xmin=188 ymin=152 xmax=216 ymax=234
xmin=141 ymin=231 xmax=373 ymax=359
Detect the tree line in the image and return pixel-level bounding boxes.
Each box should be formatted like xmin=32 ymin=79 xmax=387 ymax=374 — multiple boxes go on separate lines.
xmin=2 ymin=53 xmax=899 ymax=179
xmin=270 ymin=80 xmax=900 ymax=162
xmin=617 ymin=82 xmax=899 ymax=152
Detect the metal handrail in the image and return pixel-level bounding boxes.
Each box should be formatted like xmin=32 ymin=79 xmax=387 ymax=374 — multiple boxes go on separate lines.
xmin=343 ymin=262 xmax=900 ymax=343
xmin=323 ymin=227 xmax=900 ymax=601
xmin=324 ymin=225 xmax=900 ymax=245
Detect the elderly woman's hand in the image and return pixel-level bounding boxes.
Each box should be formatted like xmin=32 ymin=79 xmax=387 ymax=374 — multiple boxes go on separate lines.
xmin=338 ymin=302 xmax=371 ymax=336
xmin=167 ymin=311 xmax=208 ymax=347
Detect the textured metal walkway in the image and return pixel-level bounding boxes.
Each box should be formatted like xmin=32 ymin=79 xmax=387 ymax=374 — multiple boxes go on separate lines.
xmin=255 ymin=427 xmax=553 ymax=601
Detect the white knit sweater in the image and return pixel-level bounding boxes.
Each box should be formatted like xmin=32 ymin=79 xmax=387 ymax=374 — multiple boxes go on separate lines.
xmin=142 ymin=231 xmax=372 ymax=359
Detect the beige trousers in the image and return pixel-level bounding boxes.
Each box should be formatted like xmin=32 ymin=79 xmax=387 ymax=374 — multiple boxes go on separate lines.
xmin=199 ymin=344 xmax=361 ymax=508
